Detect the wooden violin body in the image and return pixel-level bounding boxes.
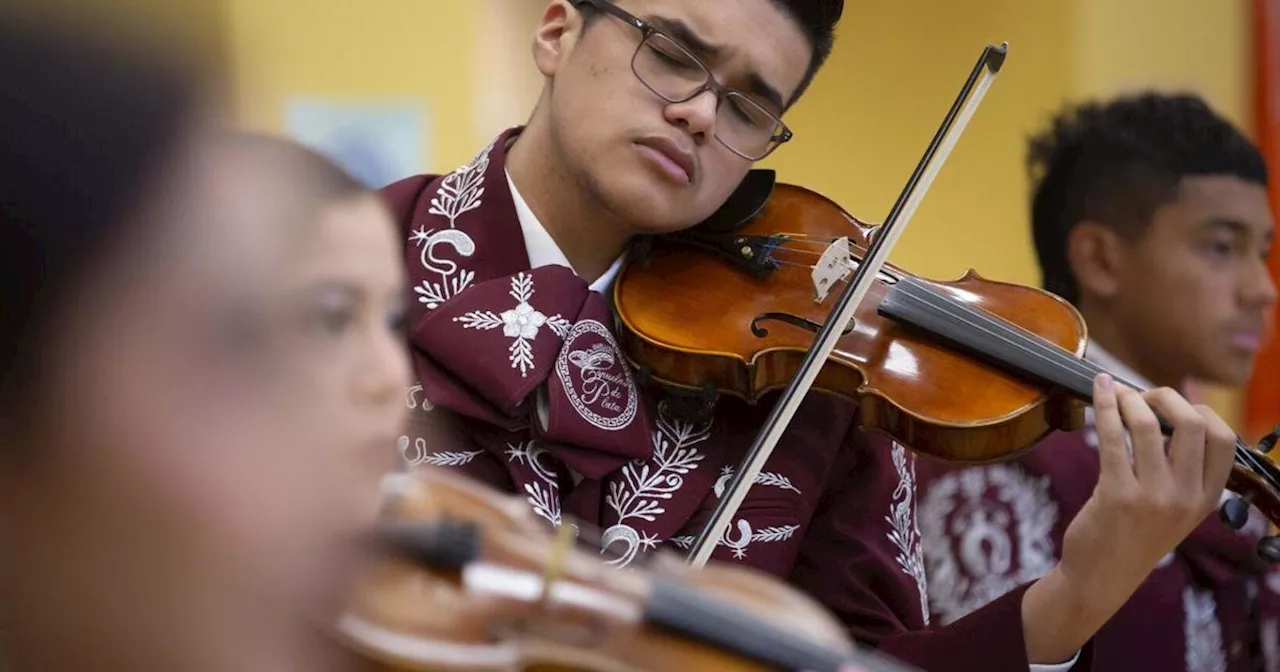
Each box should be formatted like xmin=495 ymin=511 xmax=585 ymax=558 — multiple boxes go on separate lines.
xmin=615 ymin=181 xmax=1089 ymax=464
xmin=335 ymin=467 xmax=908 ymax=672
xmin=616 ymin=176 xmax=1280 ymax=558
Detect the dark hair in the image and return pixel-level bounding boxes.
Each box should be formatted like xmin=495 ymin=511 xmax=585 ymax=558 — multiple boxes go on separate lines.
xmin=770 ymin=0 xmax=843 ymax=104
xmin=0 ymin=19 xmax=205 ymax=413
xmin=579 ymin=0 xmax=843 ymax=106
xmin=1028 ymin=91 xmax=1268 ymax=305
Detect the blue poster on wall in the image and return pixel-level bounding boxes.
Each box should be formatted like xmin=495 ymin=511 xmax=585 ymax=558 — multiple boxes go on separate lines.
xmin=284 ymin=97 xmax=428 ymax=189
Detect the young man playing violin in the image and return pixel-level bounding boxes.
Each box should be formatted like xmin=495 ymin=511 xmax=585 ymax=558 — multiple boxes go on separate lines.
xmin=383 ymin=2 xmax=1239 ymax=669
xmin=912 ymin=92 xmax=1278 ymax=671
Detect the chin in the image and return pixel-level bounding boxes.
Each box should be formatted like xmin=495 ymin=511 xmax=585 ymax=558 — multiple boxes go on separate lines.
xmin=601 ymin=174 xmax=705 ymax=235
xmin=1202 ymin=356 xmax=1254 ymax=389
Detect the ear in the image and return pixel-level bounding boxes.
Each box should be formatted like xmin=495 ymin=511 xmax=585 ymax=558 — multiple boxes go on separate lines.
xmin=1065 ymin=221 xmax=1126 ymax=301
xmin=532 ymin=1 xmax=582 ymax=78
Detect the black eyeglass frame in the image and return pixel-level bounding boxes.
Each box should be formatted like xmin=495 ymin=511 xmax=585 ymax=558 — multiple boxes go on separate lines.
xmin=572 ymin=0 xmax=794 ymax=161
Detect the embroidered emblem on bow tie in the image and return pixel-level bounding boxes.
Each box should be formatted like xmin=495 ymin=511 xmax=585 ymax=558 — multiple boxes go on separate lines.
xmin=555 ymin=320 xmax=638 ymax=431
xmin=453 ymin=272 xmax=572 ymax=377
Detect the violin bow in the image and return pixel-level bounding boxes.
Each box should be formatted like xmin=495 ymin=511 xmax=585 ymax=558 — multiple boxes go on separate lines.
xmin=687 ymin=42 xmax=1010 ymax=568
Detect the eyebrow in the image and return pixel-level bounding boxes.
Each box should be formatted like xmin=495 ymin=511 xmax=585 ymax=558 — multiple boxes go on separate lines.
xmin=644 ymin=14 xmax=787 ymax=112
xmin=1201 ymin=217 xmax=1274 ymax=244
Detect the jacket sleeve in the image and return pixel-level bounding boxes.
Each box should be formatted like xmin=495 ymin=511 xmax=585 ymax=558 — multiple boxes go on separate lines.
xmin=788 ymin=425 xmax=1093 ymax=672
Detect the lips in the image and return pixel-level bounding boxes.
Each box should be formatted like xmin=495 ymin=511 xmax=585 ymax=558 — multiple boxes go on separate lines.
xmin=636 ymin=136 xmax=696 ymax=185
xmin=1232 ymin=329 xmax=1265 ymax=353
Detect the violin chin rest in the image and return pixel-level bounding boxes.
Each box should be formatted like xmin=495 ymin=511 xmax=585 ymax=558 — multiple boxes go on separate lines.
xmin=695 ymin=169 xmax=776 ymax=232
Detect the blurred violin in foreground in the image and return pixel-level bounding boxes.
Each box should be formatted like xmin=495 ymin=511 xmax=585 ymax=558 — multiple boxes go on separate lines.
xmin=332 ymin=467 xmax=918 ymax=672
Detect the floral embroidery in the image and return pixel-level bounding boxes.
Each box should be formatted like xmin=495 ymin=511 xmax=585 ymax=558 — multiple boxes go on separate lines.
xmin=1183 ymin=586 xmax=1226 ymax=672
xmin=919 ymin=463 xmax=1057 ymax=626
xmin=506 ymin=441 xmax=562 ymax=527
xmin=412 ymin=141 xmax=495 ymax=310
xmin=601 ymin=402 xmax=709 ymax=567
xmin=453 ymin=272 xmax=572 ymax=377
xmin=886 ymin=442 xmax=929 ymax=626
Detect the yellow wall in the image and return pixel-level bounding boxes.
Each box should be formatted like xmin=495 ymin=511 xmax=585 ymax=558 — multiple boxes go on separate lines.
xmin=224 ymin=0 xmax=480 ymax=173
xmin=761 ymin=1 xmax=1076 ymax=286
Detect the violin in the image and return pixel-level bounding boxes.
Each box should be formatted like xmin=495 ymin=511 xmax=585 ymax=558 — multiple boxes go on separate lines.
xmin=610 ymin=43 xmax=1280 ymax=563
xmin=333 ymin=467 xmax=920 ymax=672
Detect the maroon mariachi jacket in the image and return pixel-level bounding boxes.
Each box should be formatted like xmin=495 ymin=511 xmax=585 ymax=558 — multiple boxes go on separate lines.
xmin=914 ymin=408 xmax=1280 ymax=671
xmin=383 ymin=127 xmax=1064 ymax=671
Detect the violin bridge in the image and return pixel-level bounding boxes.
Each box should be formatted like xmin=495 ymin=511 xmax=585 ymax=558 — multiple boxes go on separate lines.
xmin=811 ymin=237 xmax=852 ymax=303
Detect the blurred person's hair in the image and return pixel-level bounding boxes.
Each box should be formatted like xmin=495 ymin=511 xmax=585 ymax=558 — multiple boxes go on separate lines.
xmin=0 ymin=17 xmax=208 ymax=417
xmin=1029 ymin=92 xmax=1268 ymax=305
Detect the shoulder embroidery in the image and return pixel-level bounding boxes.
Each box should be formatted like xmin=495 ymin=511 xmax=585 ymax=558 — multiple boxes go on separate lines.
xmin=713 ymin=466 xmax=802 ymax=497
xmin=601 ymin=402 xmax=709 ymax=567
xmin=411 ymin=140 xmax=495 ymax=310
xmin=506 ymin=441 xmax=562 ymax=527
xmin=452 ymin=272 xmax=572 ymax=377
xmin=1183 ymin=586 xmax=1227 ymax=672
xmin=918 ymin=463 xmax=1058 ymax=625
xmin=886 ymin=442 xmax=930 ymax=626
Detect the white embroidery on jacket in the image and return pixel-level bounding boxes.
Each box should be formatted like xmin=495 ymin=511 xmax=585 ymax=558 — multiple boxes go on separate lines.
xmin=601 ymin=402 xmax=708 ymax=567
xmin=397 ymin=435 xmax=482 ymax=468
xmin=670 ymin=520 xmax=800 ymax=560
xmin=555 ymin=320 xmax=639 ymax=430
xmin=453 ymin=272 xmax=572 ymax=377
xmin=405 ymin=382 xmax=434 ymax=411
xmin=713 ymin=466 xmax=802 ymax=498
xmin=507 ymin=441 xmax=562 ymax=527
xmin=412 ymin=140 xmax=494 ymax=310
xmin=886 ymin=442 xmax=930 ymax=626
xmin=919 ymin=463 xmax=1058 ymax=626
xmin=1183 ymin=585 xmax=1227 ymax=672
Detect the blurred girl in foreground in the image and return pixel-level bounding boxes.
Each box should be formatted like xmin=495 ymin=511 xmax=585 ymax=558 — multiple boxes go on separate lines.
xmin=0 ymin=18 xmax=408 ymax=672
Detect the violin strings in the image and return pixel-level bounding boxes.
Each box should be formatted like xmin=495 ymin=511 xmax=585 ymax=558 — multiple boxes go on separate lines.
xmin=897 ymin=279 xmax=1271 ymax=478
xmin=889 ymin=279 xmax=1280 ymax=490
xmin=896 ymin=282 xmax=1276 ymax=487
xmin=743 ymin=237 xmax=1276 ymax=487
xmin=756 ymin=244 xmax=907 ymax=283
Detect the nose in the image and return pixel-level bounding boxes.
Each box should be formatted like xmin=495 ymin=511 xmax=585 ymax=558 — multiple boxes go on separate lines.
xmin=357 ymin=325 xmax=412 ymax=416
xmin=663 ymin=88 xmax=718 ymax=144
xmin=1244 ymin=256 xmax=1279 ymax=309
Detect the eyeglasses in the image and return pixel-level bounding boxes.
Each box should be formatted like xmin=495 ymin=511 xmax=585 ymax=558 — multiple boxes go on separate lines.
xmin=573 ymin=0 xmax=793 ymax=161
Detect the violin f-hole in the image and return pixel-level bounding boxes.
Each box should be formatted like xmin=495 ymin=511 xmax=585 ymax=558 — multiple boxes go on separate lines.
xmin=750 ymin=312 xmax=855 ymax=339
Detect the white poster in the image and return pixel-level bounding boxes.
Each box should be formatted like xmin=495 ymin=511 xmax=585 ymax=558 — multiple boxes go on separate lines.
xmin=284 ymin=97 xmax=427 ymax=189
